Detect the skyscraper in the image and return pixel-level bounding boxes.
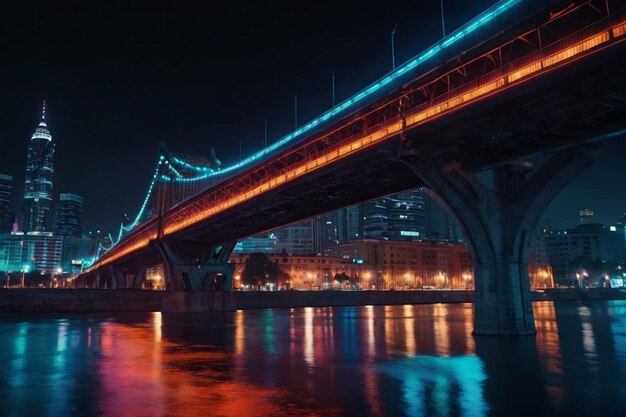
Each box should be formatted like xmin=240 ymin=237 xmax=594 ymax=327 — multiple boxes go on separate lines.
xmin=337 ymin=205 xmax=361 ymax=243
xmin=23 ymin=101 xmax=55 ymax=233
xmin=362 ymin=189 xmax=426 ymax=241
xmin=0 ymin=173 xmax=13 ymax=232
xmin=55 ymin=193 xmax=84 ymax=237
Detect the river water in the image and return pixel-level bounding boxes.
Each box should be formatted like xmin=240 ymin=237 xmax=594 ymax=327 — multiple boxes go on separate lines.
xmin=0 ymin=301 xmax=625 ymax=416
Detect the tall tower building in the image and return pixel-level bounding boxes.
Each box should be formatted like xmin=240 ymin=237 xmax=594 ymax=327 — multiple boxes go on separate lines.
xmin=0 ymin=174 xmax=13 ymax=232
xmin=23 ymin=101 xmax=55 ymax=233
xmin=55 ymin=193 xmax=84 ymax=237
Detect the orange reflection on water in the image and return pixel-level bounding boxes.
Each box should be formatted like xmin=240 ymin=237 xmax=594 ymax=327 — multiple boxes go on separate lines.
xmin=365 ymin=305 xmax=376 ymax=359
xmin=533 ymin=301 xmax=566 ymax=406
xmin=534 ymin=302 xmax=562 ymax=374
xmin=433 ymin=303 xmax=450 ymax=356
xmin=96 ymin=317 xmax=311 ymax=417
xmin=462 ymin=303 xmax=475 ymax=353
xmin=404 ymin=305 xmax=416 ymax=356
xmin=304 ymin=307 xmax=315 ymax=368
xmin=235 ymin=310 xmax=245 ymax=356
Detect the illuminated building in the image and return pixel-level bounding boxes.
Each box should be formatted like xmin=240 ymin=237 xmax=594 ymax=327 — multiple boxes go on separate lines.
xmin=23 ymin=101 xmax=55 ymax=233
xmin=324 ymin=239 xmax=472 ymax=289
xmin=0 ymin=232 xmax=62 ymax=273
xmin=230 ymin=252 xmax=375 ymax=290
xmin=0 ymin=173 xmax=13 ymax=232
xmin=55 ymin=193 xmax=84 ymax=237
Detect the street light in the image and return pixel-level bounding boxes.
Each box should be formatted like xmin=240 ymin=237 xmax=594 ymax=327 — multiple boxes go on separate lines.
xmin=462 ymin=272 xmax=473 ymax=289
xmin=21 ymin=265 xmax=30 ymax=288
xmin=404 ymin=272 xmax=413 ymax=290
xmin=363 ymin=271 xmax=371 ymax=290
xmin=435 ymin=272 xmax=446 ymax=289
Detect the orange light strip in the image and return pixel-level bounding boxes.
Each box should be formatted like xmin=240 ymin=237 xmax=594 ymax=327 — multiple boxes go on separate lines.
xmin=613 ymin=22 xmax=626 ymax=38
xmin=94 ymin=23 xmax=623 ymax=270
xmin=90 ymin=235 xmax=155 ymax=270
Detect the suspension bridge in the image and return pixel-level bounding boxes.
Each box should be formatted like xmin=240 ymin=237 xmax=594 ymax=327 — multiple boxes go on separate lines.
xmin=81 ymin=0 xmax=626 ymax=335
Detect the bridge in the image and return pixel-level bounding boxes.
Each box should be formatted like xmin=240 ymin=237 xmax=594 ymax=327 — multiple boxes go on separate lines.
xmin=81 ymin=0 xmax=626 ymax=335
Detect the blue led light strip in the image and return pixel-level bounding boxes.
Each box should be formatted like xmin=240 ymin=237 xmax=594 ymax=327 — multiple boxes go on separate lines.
xmin=170 ymin=0 xmax=522 ymax=182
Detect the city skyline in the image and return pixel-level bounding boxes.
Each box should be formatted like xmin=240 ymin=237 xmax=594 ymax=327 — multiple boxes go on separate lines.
xmin=1 ymin=0 xmax=626 ymax=235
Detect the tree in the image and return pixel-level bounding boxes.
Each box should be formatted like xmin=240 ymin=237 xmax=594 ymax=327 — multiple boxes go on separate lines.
xmin=334 ymin=272 xmax=351 ymax=283
xmin=242 ymin=252 xmax=283 ymax=290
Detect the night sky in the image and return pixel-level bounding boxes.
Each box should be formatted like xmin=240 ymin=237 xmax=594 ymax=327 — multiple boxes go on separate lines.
xmin=1 ymin=0 xmax=625 ymax=234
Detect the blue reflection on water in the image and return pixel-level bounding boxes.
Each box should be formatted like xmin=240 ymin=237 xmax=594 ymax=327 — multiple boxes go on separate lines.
xmin=379 ymin=355 xmax=487 ymax=417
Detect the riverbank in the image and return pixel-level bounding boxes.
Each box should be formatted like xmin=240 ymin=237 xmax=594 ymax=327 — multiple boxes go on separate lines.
xmin=1 ymin=287 xmax=626 ymax=313
xmin=0 ymin=288 xmax=164 ymax=313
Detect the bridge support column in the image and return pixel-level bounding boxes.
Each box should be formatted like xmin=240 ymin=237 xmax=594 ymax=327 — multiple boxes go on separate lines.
xmin=155 ymin=241 xmax=236 ymax=312
xmin=400 ymin=146 xmax=598 ymax=335
xmin=107 ymin=266 xmax=126 ymax=289
xmin=132 ymin=267 xmax=146 ymax=289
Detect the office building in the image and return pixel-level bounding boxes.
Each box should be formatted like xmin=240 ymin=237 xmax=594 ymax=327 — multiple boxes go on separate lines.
xmin=0 ymin=174 xmax=13 ymax=232
xmin=55 ymin=193 xmax=84 ymax=237
xmin=544 ymin=223 xmax=626 ymax=277
xmin=362 ymin=189 xmax=426 ymax=241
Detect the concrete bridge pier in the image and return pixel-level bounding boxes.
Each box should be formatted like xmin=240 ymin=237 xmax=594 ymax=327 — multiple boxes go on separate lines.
xmin=107 ymin=265 xmax=126 ymax=289
xmin=400 ymin=145 xmax=599 ymax=335
xmin=130 ymin=267 xmax=146 ymax=289
xmin=155 ymin=241 xmax=236 ymax=312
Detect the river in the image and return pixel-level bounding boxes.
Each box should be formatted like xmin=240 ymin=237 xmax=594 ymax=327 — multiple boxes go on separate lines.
xmin=1 ymin=301 xmax=625 ymax=416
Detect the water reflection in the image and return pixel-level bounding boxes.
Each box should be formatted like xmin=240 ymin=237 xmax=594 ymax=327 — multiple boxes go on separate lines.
xmin=0 ymin=301 xmax=625 ymax=416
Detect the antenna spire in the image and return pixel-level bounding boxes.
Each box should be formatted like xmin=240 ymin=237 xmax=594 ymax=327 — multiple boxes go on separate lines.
xmin=41 ymin=100 xmax=46 ymax=121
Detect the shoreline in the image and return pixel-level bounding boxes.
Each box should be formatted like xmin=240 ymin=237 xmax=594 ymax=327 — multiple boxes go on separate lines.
xmin=0 ymin=287 xmax=625 ymax=314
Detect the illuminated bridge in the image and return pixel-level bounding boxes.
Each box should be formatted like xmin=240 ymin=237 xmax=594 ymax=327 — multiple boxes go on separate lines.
xmin=82 ymin=0 xmax=626 ymax=335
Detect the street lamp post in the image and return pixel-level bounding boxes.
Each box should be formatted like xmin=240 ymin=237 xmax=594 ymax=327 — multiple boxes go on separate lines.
xmin=331 ymin=69 xmax=336 ymax=107
xmin=391 ymin=25 xmax=398 ymax=70
xmin=21 ymin=265 xmax=29 ymax=288
xmin=440 ymin=0 xmax=447 ymax=38
xmin=294 ymin=91 xmax=299 ymax=130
